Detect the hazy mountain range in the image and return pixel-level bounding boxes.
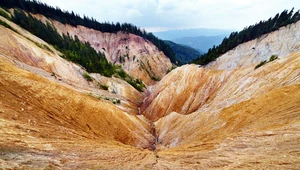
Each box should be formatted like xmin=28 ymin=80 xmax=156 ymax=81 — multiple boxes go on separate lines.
xmin=154 ymin=28 xmax=233 ymax=53
xmin=173 ymin=35 xmax=227 ymax=53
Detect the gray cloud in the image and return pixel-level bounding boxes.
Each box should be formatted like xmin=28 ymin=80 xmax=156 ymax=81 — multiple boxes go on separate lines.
xmin=40 ymin=0 xmax=300 ymax=32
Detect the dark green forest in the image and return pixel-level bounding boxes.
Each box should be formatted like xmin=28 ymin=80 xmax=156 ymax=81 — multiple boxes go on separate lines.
xmin=164 ymin=40 xmax=202 ymax=65
xmin=193 ymin=8 xmax=300 ymax=65
xmin=9 ymin=9 xmax=145 ymax=92
xmin=0 ymin=0 xmax=177 ymax=64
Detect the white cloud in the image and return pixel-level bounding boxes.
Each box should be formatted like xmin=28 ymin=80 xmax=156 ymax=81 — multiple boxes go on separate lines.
xmin=126 ymin=9 xmax=143 ymax=18
xmin=40 ymin=0 xmax=300 ymax=32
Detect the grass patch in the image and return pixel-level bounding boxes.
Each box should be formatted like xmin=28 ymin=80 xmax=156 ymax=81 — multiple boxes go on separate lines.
xmin=269 ymin=55 xmax=278 ymax=62
xmin=114 ymin=67 xmax=145 ymax=92
xmin=33 ymin=41 xmax=53 ymax=53
xmin=36 ymin=43 xmax=53 ymax=52
xmin=51 ymin=72 xmax=57 ymax=78
xmin=167 ymin=65 xmax=177 ymax=74
xmin=0 ymin=19 xmax=17 ymax=33
xmin=255 ymin=60 xmax=267 ymax=69
xmin=255 ymin=54 xmax=279 ymax=69
xmin=83 ymin=72 xmax=93 ymax=81
xmin=0 ymin=8 xmax=11 ymax=20
xmin=98 ymin=84 xmax=109 ymax=90
xmin=89 ymin=93 xmax=121 ymax=105
xmin=151 ymin=76 xmax=160 ymax=81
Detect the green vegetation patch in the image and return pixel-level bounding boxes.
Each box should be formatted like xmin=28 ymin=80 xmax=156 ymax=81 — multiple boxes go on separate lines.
xmin=89 ymin=93 xmax=121 ymax=105
xmin=98 ymin=84 xmax=109 ymax=90
xmin=83 ymin=72 xmax=93 ymax=81
xmin=0 ymin=8 xmax=11 ymax=20
xmin=255 ymin=54 xmax=279 ymax=69
xmin=255 ymin=60 xmax=267 ymax=69
xmin=0 ymin=7 xmax=16 ymax=32
xmin=0 ymin=19 xmax=12 ymax=29
xmin=269 ymin=54 xmax=278 ymax=62
xmin=167 ymin=65 xmax=177 ymax=74
xmin=114 ymin=67 xmax=145 ymax=92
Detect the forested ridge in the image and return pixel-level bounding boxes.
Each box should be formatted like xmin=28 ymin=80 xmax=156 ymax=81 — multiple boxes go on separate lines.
xmin=1 ymin=8 xmax=145 ymax=92
xmin=0 ymin=0 xmax=177 ymax=64
xmin=164 ymin=40 xmax=201 ymax=65
xmin=193 ymin=8 xmax=300 ymax=65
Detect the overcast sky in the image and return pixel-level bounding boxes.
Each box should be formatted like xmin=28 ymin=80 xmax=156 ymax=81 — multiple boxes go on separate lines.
xmin=39 ymin=0 xmax=300 ymax=32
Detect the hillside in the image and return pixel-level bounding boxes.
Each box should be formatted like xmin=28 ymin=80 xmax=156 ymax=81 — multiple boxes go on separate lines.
xmin=173 ymin=35 xmax=226 ymax=53
xmin=1 ymin=3 xmax=300 ymax=170
xmin=193 ymin=8 xmax=300 ymax=65
xmin=164 ymin=40 xmax=202 ymax=64
xmin=50 ymin=21 xmax=172 ymax=85
xmin=1 ymin=8 xmax=173 ymax=87
xmin=0 ymin=0 xmax=178 ymax=64
xmin=206 ymin=21 xmax=300 ymax=70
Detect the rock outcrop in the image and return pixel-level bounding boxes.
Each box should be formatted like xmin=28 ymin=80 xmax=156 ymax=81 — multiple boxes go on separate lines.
xmin=34 ymin=14 xmax=173 ymax=86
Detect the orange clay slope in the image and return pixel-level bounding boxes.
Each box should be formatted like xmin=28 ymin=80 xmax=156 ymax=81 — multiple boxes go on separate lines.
xmin=0 ymin=57 xmax=159 ymax=169
xmin=155 ymin=82 xmax=300 ymax=169
xmin=0 ymin=10 xmax=300 ymax=169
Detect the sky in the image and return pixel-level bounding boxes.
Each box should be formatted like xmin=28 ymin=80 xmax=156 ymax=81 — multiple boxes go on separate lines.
xmin=39 ymin=0 xmax=300 ymax=32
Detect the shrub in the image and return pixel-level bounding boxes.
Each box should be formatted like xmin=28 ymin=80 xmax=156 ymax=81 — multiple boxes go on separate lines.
xmin=255 ymin=60 xmax=267 ymax=69
xmin=269 ymin=55 xmax=278 ymax=62
xmin=0 ymin=20 xmax=15 ymax=32
xmin=255 ymin=54 xmax=279 ymax=69
xmin=51 ymin=72 xmax=57 ymax=78
xmin=151 ymin=76 xmax=160 ymax=81
xmin=0 ymin=8 xmax=11 ymax=20
xmin=114 ymin=69 xmax=145 ymax=92
xmin=95 ymin=94 xmax=121 ymax=105
xmin=167 ymin=65 xmax=176 ymax=73
xmin=112 ymin=99 xmax=121 ymax=104
xmin=83 ymin=72 xmax=93 ymax=81
xmin=99 ymin=84 xmax=109 ymax=90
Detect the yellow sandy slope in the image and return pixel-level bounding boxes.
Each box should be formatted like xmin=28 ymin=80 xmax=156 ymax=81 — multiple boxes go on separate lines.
xmin=0 ymin=10 xmax=300 ymax=169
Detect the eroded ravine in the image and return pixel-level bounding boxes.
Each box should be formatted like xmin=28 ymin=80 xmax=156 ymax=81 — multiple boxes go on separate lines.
xmin=1 ymin=11 xmax=300 ymax=169
xmin=138 ymin=21 xmax=300 ymax=153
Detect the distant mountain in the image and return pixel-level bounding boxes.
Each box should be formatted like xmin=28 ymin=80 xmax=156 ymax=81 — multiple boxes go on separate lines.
xmin=164 ymin=40 xmax=203 ymax=64
xmin=153 ymin=28 xmax=233 ymax=40
xmin=173 ymin=35 xmax=226 ymax=53
xmin=153 ymin=28 xmax=233 ymax=53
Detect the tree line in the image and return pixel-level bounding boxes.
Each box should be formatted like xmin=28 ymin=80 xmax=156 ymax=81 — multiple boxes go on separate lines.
xmin=11 ymin=9 xmax=145 ymax=92
xmin=193 ymin=8 xmax=300 ymax=65
xmin=0 ymin=0 xmax=177 ymax=64
xmin=164 ymin=40 xmax=201 ymax=64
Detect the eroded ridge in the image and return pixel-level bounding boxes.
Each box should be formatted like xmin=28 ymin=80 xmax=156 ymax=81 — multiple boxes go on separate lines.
xmin=1 ymin=11 xmax=300 ymax=169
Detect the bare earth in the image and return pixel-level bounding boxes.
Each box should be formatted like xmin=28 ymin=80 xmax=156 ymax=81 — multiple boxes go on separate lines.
xmin=0 ymin=10 xmax=300 ymax=169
